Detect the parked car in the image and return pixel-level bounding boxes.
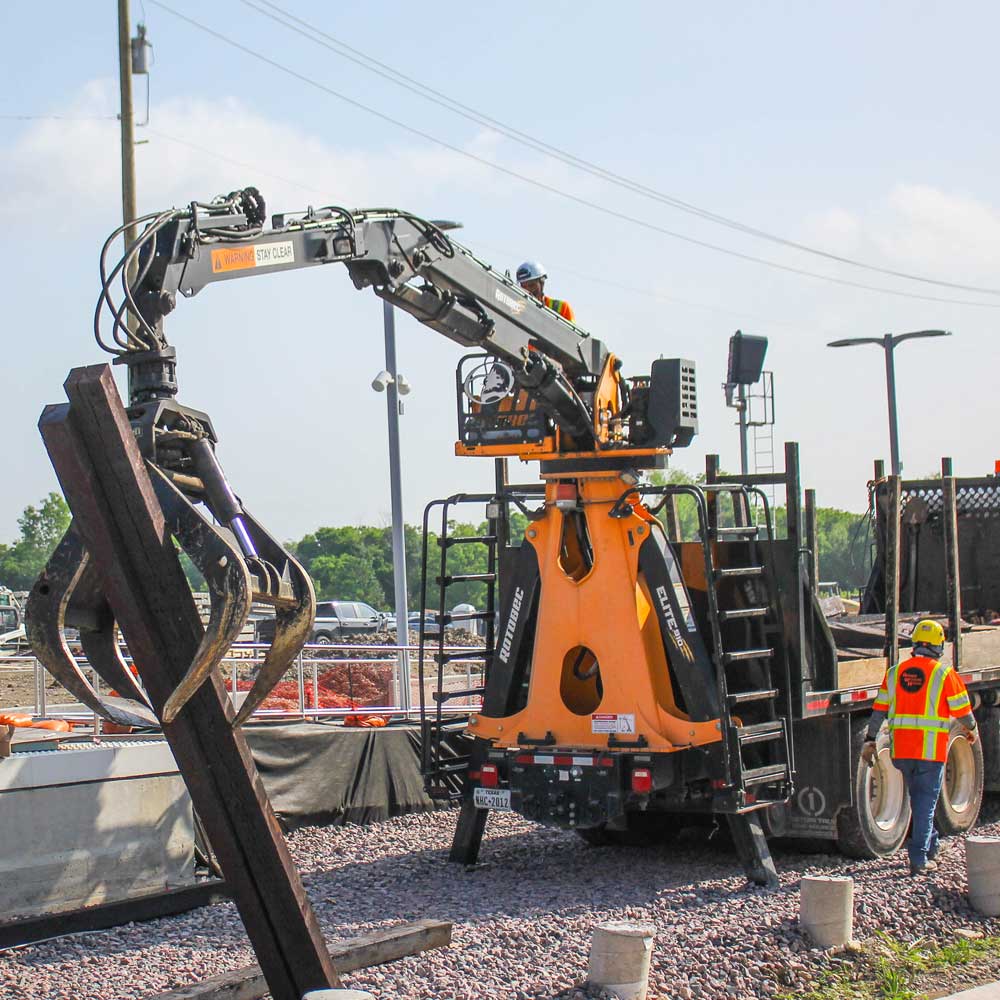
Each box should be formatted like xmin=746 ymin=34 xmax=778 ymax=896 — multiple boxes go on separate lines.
xmin=255 ymin=601 xmax=388 ymax=644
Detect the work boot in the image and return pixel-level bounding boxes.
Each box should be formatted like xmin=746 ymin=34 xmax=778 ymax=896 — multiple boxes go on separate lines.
xmin=909 ymin=859 xmax=939 ymax=876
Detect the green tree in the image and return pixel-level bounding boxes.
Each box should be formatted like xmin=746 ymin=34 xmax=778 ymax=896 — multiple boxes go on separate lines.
xmin=0 ymin=493 xmax=71 ymax=590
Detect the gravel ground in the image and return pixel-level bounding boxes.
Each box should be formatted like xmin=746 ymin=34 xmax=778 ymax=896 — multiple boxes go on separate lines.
xmin=2 ymin=800 xmax=999 ymax=1000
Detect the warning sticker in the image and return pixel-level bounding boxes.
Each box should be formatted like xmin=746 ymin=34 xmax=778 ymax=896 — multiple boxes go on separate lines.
xmin=211 ymin=240 xmax=295 ymax=273
xmin=591 ymin=713 xmax=636 ymax=735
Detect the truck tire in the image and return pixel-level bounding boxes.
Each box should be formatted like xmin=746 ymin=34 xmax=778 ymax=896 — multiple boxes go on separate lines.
xmin=836 ymin=716 xmax=910 ymax=858
xmin=313 ymin=632 xmax=334 ymax=645
xmin=977 ymin=706 xmax=1000 ymax=793
xmin=935 ymin=721 xmax=984 ymax=835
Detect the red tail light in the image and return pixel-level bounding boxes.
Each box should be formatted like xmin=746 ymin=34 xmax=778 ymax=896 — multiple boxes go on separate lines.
xmin=631 ymin=767 xmax=652 ymax=794
xmin=480 ymin=763 xmax=499 ymax=788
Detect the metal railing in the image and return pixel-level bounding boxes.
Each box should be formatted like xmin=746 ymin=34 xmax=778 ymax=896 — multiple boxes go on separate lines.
xmin=0 ymin=641 xmax=486 ymax=734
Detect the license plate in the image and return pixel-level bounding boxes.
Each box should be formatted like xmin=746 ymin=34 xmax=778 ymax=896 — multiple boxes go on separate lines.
xmin=473 ymin=787 xmax=512 ymax=811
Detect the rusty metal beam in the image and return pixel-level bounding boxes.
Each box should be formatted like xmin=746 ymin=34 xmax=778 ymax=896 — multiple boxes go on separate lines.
xmin=37 ymin=365 xmax=339 ymax=1000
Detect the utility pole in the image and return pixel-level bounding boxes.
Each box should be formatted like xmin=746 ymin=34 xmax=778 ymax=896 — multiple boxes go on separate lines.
xmin=117 ymin=0 xmax=138 ymax=259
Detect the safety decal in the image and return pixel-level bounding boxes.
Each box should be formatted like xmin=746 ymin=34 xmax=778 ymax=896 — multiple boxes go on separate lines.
xmin=211 ymin=240 xmax=295 ymax=273
xmin=591 ymin=713 xmax=636 ymax=734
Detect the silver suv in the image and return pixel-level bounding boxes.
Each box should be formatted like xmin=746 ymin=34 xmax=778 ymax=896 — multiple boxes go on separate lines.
xmin=254 ymin=600 xmax=387 ymax=644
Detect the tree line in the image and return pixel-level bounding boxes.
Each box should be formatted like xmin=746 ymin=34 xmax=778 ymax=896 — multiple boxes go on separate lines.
xmin=0 ymin=484 xmax=873 ymax=607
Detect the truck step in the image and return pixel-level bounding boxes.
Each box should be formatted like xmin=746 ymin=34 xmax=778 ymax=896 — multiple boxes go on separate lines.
xmin=737 ymin=721 xmax=785 ymax=745
xmin=433 ymin=651 xmax=484 ymax=665
xmin=436 ymin=573 xmax=497 ymax=585
xmin=439 ymin=534 xmax=497 ymax=548
xmin=714 ymin=526 xmax=759 ymax=539
xmin=723 ymin=647 xmax=774 ymax=664
xmin=742 ymin=763 xmax=790 ymax=786
xmin=716 ymin=566 xmax=765 ymax=580
xmin=727 ymin=688 xmax=779 ymax=706
xmin=426 ymin=787 xmax=464 ymax=802
xmin=719 ymin=607 xmax=769 ymax=622
xmin=428 ymin=759 xmax=472 ymax=774
xmin=432 ymin=687 xmax=485 ymax=702
xmin=443 ymin=610 xmax=495 ymax=624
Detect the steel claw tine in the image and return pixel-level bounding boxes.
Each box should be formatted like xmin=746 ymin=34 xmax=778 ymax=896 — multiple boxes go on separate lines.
xmin=150 ymin=465 xmax=253 ymax=724
xmin=24 ymin=525 xmax=146 ymax=727
xmin=232 ymin=508 xmax=316 ymax=727
xmin=69 ymin=559 xmax=150 ymax=704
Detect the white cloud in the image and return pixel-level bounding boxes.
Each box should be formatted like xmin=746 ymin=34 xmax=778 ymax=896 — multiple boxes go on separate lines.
xmin=805 ymin=184 xmax=1000 ymax=288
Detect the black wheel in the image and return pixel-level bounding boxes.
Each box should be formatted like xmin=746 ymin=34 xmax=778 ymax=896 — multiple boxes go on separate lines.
xmin=314 ymin=633 xmax=334 ymax=645
xmin=836 ymin=715 xmax=910 ymax=858
xmin=575 ymin=811 xmax=681 ymax=847
xmin=978 ymin=706 xmax=1000 ymax=794
xmin=936 ymin=720 xmax=984 ymax=835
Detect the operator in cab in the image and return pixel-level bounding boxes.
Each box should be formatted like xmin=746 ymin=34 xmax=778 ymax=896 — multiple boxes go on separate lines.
xmin=861 ymin=619 xmax=978 ymax=875
xmin=516 ymin=260 xmax=575 ymax=322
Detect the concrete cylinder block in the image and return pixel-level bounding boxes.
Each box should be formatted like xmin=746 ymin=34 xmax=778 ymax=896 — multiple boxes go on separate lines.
xmin=967 ymin=836 xmax=1000 ymax=917
xmin=587 ymin=920 xmax=655 ymax=1000
xmin=800 ymin=875 xmax=854 ymax=948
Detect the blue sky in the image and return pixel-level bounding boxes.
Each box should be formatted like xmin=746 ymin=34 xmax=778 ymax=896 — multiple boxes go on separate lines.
xmin=2 ymin=1 xmax=998 ymax=544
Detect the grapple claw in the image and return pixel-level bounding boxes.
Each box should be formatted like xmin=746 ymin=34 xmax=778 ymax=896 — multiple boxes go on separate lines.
xmin=150 ymin=466 xmax=253 ymax=724
xmin=70 ymin=559 xmax=150 ymax=703
xmin=231 ymin=508 xmax=315 ymax=727
xmin=26 ymin=525 xmax=154 ymax=727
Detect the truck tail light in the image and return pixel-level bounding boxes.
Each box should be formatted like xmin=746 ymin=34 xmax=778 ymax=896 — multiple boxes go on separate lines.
xmin=631 ymin=767 xmax=652 ymax=794
xmin=480 ymin=763 xmax=499 ymax=788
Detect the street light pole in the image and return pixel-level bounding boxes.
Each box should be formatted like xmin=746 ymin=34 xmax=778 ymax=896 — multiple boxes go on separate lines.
xmin=381 ymin=300 xmax=411 ymax=713
xmin=827 ymin=330 xmax=951 ymax=476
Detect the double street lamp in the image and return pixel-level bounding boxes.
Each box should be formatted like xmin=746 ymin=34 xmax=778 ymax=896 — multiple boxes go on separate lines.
xmin=827 ymin=330 xmax=951 ymax=476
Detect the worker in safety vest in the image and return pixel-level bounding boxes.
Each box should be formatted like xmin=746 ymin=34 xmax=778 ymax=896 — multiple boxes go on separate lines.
xmin=516 ymin=260 xmax=575 ymax=322
xmin=861 ymin=618 xmax=978 ymax=875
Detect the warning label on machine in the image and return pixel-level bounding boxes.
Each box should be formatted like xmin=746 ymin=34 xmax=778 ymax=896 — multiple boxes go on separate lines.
xmin=211 ymin=241 xmax=295 ymax=273
xmin=591 ymin=713 xmax=636 ymax=734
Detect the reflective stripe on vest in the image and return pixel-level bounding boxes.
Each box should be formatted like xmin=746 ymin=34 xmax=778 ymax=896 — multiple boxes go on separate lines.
xmin=887 ymin=657 xmax=953 ymax=761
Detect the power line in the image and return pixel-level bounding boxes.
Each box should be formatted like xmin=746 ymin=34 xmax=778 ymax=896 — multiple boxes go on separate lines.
xmin=0 ymin=114 xmax=117 ymax=121
xmin=242 ymin=0 xmax=1000 ymax=298
xmin=146 ymin=2 xmax=1000 ymax=309
xmin=143 ymin=125 xmax=811 ymax=329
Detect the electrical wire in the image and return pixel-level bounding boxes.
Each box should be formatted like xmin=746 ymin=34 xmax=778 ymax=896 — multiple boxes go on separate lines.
xmin=0 ymin=114 xmax=117 ymax=121
xmin=243 ymin=0 xmax=1000 ymax=298
xmin=147 ymin=1 xmax=1000 ymax=310
xmin=138 ymin=125 xmax=839 ymax=333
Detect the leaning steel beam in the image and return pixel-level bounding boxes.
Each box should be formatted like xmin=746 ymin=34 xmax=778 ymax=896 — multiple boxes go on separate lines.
xmin=37 ymin=364 xmax=339 ymax=1000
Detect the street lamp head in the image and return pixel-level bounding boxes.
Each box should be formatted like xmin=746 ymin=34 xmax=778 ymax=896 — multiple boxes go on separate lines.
xmin=827 ymin=337 xmax=885 ymax=348
xmin=395 ymin=374 xmax=412 ymax=396
xmin=371 ymin=370 xmax=394 ymax=392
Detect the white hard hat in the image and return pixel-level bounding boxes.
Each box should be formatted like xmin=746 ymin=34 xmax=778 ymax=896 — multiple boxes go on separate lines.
xmin=516 ymin=260 xmax=547 ymax=284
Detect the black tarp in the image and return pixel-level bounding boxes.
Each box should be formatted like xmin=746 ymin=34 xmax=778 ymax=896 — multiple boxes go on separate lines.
xmin=243 ymin=721 xmax=453 ymax=831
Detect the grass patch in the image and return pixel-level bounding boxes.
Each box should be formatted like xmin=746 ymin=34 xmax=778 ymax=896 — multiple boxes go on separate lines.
xmin=775 ymin=931 xmax=1000 ymax=1000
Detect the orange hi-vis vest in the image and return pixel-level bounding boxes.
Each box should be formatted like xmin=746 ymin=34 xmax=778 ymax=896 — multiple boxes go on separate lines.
xmin=544 ymin=295 xmax=575 ymax=322
xmin=872 ymin=655 xmax=972 ymax=762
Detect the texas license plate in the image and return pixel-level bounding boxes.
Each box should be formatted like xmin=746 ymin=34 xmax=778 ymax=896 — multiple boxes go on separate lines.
xmin=473 ymin=787 xmax=512 ymax=811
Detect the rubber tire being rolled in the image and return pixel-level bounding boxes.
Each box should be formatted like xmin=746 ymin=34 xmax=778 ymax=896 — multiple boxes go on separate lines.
xmin=935 ymin=720 xmax=984 ymax=836
xmin=836 ymin=715 xmax=911 ymax=859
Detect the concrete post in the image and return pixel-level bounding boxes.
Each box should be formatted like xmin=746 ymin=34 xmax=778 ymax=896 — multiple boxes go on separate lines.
xmin=967 ymin=837 xmax=1000 ymax=916
xmin=800 ymin=876 xmax=854 ymax=948
xmin=587 ymin=921 xmax=655 ymax=1000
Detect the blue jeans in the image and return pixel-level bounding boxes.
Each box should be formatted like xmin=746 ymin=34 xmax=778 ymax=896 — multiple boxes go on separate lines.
xmin=894 ymin=758 xmax=945 ymax=868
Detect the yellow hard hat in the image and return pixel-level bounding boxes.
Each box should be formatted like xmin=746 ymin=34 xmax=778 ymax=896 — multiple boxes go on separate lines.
xmin=912 ymin=619 xmax=945 ymax=648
